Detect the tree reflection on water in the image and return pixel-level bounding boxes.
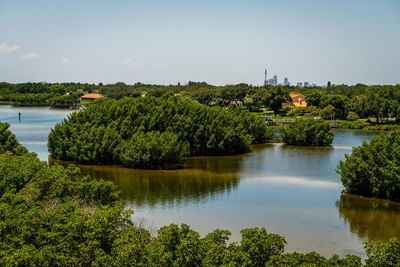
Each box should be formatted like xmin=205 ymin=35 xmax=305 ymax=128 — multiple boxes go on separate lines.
xmin=337 ymin=193 xmax=400 ymax=240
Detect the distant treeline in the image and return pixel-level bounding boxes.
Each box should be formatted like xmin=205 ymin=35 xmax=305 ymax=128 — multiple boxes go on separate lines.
xmin=1 ymin=82 xmax=400 ymax=124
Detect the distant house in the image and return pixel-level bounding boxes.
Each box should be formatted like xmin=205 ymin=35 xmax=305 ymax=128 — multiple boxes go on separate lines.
xmin=80 ymin=93 xmax=104 ymax=101
xmin=289 ymin=93 xmax=307 ymax=108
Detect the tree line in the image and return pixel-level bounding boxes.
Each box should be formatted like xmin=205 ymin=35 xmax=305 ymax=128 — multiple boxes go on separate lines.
xmin=1 ymin=122 xmax=400 ymax=266
xmin=1 ymin=82 xmax=400 ymax=125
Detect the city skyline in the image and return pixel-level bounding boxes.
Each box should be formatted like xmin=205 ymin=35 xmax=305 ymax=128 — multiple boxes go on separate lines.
xmin=0 ymin=0 xmax=399 ymax=85
xmin=263 ymin=69 xmax=317 ymax=87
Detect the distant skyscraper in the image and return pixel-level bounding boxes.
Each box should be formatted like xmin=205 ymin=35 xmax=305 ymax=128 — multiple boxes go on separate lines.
xmin=297 ymin=82 xmax=303 ymax=87
xmin=304 ymin=82 xmax=309 ymax=87
xmin=264 ymin=69 xmax=267 ymax=85
xmin=263 ymin=69 xmax=284 ymax=86
xmin=273 ymin=75 xmax=278 ymax=86
xmin=284 ymin=77 xmax=289 ymax=86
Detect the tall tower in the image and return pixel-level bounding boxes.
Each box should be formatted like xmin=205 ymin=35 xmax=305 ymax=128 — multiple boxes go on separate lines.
xmin=264 ymin=69 xmax=267 ymax=85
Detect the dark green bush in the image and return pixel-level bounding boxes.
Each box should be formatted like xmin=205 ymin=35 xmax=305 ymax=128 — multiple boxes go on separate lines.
xmin=48 ymin=97 xmax=273 ymax=168
xmin=0 ymin=122 xmax=28 ymax=155
xmin=338 ymin=120 xmax=370 ymax=130
xmin=268 ymin=252 xmax=362 ymax=267
xmin=337 ymin=130 xmax=400 ymax=201
xmin=280 ymin=118 xmax=334 ymax=146
xmin=118 ymin=131 xmax=189 ymax=169
xmin=346 ymin=111 xmax=360 ymax=121
xmin=365 ymin=238 xmax=400 ymax=267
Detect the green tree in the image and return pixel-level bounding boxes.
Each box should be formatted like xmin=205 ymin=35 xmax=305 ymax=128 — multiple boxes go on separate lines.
xmin=149 ymin=224 xmax=202 ymax=267
xmin=118 ymin=131 xmax=189 ymax=169
xmin=49 ymin=97 xmax=271 ymax=168
xmin=365 ymin=238 xmax=400 ymax=267
xmin=280 ymin=118 xmax=334 ymax=146
xmin=0 ymin=122 xmax=28 ymax=155
xmin=240 ymin=227 xmax=286 ymax=266
xmin=337 ymin=130 xmax=400 ymax=201
xmin=321 ymin=105 xmax=336 ymax=120
xmin=346 ymin=111 xmax=360 ymax=121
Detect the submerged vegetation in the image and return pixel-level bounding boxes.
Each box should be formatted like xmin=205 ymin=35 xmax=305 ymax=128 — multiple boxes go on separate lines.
xmin=280 ymin=118 xmax=335 ymax=146
xmin=48 ymin=97 xmax=273 ymax=168
xmin=338 ymin=130 xmax=400 ymax=202
xmin=2 ymin=125 xmax=400 ymax=266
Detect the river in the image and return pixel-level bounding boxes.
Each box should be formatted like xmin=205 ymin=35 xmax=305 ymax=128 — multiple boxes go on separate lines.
xmin=1 ymin=105 xmax=400 ymax=257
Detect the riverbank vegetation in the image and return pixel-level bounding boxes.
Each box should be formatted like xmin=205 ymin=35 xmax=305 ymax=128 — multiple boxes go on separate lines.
xmin=280 ymin=118 xmax=334 ymax=146
xmin=1 ymin=125 xmax=400 ymax=266
xmin=338 ymin=130 xmax=400 ymax=202
xmin=337 ymin=119 xmax=400 ymax=131
xmin=48 ymin=97 xmax=273 ymax=168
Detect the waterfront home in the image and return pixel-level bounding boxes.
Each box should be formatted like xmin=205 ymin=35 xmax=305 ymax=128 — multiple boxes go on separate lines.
xmin=289 ymin=93 xmax=307 ymax=107
xmin=80 ymin=93 xmax=104 ymax=101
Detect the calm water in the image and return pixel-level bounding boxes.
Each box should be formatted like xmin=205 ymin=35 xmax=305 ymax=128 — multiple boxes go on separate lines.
xmin=1 ymin=105 xmax=400 ymax=257
xmin=0 ymin=105 xmax=73 ymax=160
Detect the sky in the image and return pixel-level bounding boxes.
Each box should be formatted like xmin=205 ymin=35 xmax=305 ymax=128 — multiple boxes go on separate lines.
xmin=0 ymin=0 xmax=399 ymax=86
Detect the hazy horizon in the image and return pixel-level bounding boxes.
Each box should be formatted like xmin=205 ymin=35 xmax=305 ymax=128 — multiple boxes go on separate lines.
xmin=1 ymin=0 xmax=399 ymax=86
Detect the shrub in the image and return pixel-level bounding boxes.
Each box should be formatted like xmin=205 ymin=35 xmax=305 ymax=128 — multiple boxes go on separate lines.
xmin=365 ymin=238 xmax=400 ymax=267
xmin=287 ymin=107 xmax=307 ymax=116
xmin=49 ymin=97 xmax=272 ymax=168
xmin=321 ymin=104 xmax=336 ymax=120
xmin=337 ymin=130 xmax=400 ymax=201
xmin=118 ymin=131 xmax=189 ymax=169
xmin=268 ymin=252 xmax=362 ymax=267
xmin=347 ymin=111 xmax=360 ymax=121
xmin=280 ymin=118 xmax=334 ymax=146
xmin=0 ymin=122 xmax=28 ymax=155
xmin=338 ymin=120 xmax=370 ymax=130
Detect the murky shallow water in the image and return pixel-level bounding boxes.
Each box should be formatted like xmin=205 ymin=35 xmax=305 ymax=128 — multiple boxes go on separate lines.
xmin=1 ymin=105 xmax=399 ymax=257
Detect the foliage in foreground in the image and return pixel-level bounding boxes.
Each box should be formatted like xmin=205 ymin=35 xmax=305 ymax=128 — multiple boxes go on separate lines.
xmin=338 ymin=130 xmax=400 ymax=202
xmin=280 ymin=118 xmax=335 ymax=146
xmin=48 ymin=97 xmax=273 ymax=168
xmin=0 ymin=122 xmax=28 ymax=155
xmin=1 ymin=125 xmax=400 ymax=266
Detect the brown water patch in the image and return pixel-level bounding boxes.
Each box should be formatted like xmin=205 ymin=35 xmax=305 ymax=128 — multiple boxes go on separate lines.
xmin=336 ymin=193 xmax=400 ymax=240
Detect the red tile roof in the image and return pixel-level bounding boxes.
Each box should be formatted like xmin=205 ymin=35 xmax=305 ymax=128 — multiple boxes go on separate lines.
xmin=80 ymin=93 xmax=104 ymax=100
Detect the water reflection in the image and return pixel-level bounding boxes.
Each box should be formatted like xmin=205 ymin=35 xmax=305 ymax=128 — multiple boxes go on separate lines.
xmin=337 ymin=193 xmax=400 ymax=240
xmin=77 ymin=164 xmax=239 ymax=208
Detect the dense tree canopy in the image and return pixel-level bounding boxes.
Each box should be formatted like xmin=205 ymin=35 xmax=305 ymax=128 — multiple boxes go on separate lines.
xmin=118 ymin=131 xmax=189 ymax=169
xmin=338 ymin=130 xmax=400 ymax=202
xmin=48 ymin=97 xmax=273 ymax=168
xmin=280 ymin=118 xmax=335 ymax=146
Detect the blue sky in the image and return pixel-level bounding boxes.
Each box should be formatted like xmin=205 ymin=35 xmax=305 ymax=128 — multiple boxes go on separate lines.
xmin=0 ymin=0 xmax=399 ymax=85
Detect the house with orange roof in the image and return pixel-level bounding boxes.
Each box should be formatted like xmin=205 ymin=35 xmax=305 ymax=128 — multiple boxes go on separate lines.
xmin=80 ymin=93 xmax=104 ymax=101
xmin=289 ymin=93 xmax=307 ymax=108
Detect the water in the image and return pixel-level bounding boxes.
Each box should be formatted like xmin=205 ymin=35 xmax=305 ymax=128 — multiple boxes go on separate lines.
xmin=0 ymin=105 xmax=73 ymax=160
xmin=1 ymin=105 xmax=400 ymax=257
